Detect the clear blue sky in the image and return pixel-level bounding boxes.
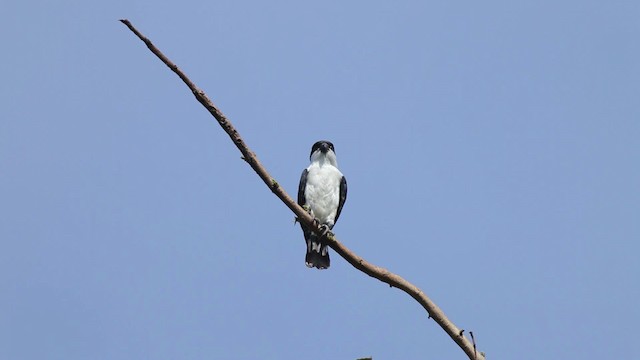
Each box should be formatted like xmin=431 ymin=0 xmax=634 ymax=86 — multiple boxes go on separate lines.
xmin=2 ymin=1 xmax=638 ymax=359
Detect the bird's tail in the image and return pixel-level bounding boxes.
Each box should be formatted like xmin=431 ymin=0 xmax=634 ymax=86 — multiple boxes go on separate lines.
xmin=305 ymin=235 xmax=330 ymax=269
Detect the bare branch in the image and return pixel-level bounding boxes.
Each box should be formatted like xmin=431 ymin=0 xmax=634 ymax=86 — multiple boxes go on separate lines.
xmin=120 ymin=19 xmax=485 ymax=360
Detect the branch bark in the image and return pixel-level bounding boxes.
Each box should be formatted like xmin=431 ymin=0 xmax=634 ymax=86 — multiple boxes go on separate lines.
xmin=120 ymin=19 xmax=485 ymax=360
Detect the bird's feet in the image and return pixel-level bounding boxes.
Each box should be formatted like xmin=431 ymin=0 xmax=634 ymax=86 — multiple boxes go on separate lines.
xmin=318 ymin=224 xmax=330 ymax=237
xmin=311 ymin=219 xmax=331 ymax=238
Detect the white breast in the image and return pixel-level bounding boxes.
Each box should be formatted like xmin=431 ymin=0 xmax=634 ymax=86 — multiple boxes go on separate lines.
xmin=304 ymin=163 xmax=343 ymax=227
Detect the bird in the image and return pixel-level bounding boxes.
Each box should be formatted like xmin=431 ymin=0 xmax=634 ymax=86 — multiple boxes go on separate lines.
xmin=297 ymin=140 xmax=347 ymax=269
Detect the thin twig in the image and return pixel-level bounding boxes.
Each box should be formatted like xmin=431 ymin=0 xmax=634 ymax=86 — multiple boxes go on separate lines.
xmin=470 ymin=331 xmax=477 ymax=360
xmin=120 ymin=19 xmax=484 ymax=360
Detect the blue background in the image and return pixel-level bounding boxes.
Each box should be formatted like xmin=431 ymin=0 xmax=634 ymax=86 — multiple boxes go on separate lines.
xmin=2 ymin=1 xmax=638 ymax=359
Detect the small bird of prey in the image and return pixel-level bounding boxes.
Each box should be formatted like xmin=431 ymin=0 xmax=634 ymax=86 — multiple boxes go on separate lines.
xmin=297 ymin=140 xmax=347 ymax=269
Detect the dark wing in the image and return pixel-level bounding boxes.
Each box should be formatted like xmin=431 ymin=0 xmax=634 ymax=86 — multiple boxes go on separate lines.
xmin=297 ymin=169 xmax=308 ymax=207
xmin=334 ymin=176 xmax=347 ymax=224
xmin=297 ymin=169 xmax=312 ymax=240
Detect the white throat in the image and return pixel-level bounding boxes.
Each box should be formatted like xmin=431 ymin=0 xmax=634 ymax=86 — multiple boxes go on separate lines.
xmin=310 ymin=150 xmax=338 ymax=168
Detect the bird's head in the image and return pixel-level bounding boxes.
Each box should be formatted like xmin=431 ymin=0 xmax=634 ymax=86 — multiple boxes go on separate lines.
xmin=311 ymin=140 xmax=335 ymax=156
xmin=309 ymin=140 xmax=338 ymax=166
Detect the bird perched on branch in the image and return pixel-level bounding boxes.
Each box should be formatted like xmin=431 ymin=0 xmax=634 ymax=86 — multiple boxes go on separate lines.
xmin=297 ymin=140 xmax=347 ymax=269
